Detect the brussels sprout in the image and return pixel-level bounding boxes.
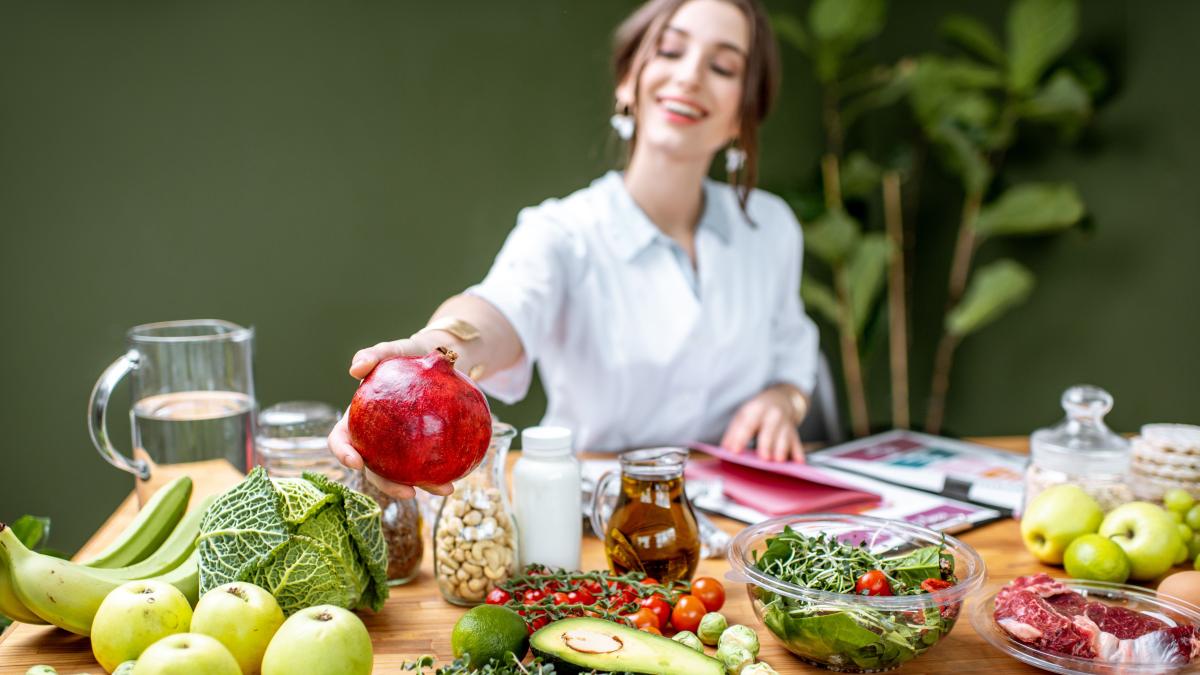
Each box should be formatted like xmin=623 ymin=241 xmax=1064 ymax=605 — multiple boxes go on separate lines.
xmin=717 ymin=644 xmax=754 ymax=675
xmin=698 ymin=612 xmax=728 ymax=645
xmin=672 ymin=630 xmax=704 ymax=652
xmin=26 ymin=667 xmax=57 ymax=675
xmin=741 ymin=663 xmax=780 ymax=675
xmin=718 ymin=624 xmax=761 ymax=658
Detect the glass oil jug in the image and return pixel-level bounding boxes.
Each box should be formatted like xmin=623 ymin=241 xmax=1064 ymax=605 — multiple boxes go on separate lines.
xmin=590 ymin=447 xmax=701 ymax=584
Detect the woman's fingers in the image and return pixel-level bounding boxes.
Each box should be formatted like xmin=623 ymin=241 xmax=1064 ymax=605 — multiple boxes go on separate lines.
xmin=365 ymin=468 xmax=416 ymax=500
xmin=771 ymin=423 xmax=794 ymax=462
xmin=791 ymin=436 xmax=806 ymax=463
xmin=418 ymin=482 xmax=455 ymax=497
xmin=328 ymin=416 xmax=364 ymax=470
xmin=721 ymin=405 xmax=759 ymax=453
xmin=349 ymin=339 xmax=425 ymax=379
xmin=755 ymin=407 xmax=785 ymax=461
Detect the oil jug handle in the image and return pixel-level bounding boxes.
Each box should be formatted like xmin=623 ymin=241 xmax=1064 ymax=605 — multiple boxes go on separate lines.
xmin=590 ymin=470 xmax=618 ymax=538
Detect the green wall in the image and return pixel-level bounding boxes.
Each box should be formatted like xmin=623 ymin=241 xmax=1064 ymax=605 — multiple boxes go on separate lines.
xmin=1 ymin=1 xmax=1195 ymax=553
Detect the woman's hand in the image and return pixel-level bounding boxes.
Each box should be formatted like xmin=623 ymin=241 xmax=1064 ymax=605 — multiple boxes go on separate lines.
xmin=327 ymin=336 xmax=455 ymax=499
xmin=720 ymin=385 xmax=806 ymax=462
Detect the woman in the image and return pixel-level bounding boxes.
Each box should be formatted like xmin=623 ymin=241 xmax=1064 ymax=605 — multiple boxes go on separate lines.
xmin=330 ymin=0 xmax=819 ymax=498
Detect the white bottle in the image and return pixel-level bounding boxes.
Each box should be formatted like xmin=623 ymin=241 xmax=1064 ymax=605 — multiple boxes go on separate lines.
xmin=513 ymin=426 xmax=582 ymax=570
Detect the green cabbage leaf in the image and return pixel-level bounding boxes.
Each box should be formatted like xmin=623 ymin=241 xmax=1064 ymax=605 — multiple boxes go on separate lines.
xmin=197 ymin=468 xmax=388 ymax=614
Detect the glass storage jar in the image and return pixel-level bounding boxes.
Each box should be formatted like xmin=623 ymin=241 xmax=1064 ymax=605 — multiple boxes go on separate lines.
xmin=1024 ymin=385 xmax=1132 ymax=514
xmin=255 ymin=401 xmax=350 ymax=484
xmin=432 ymin=420 xmax=519 ymax=605
xmin=350 ymin=471 xmax=423 ymax=586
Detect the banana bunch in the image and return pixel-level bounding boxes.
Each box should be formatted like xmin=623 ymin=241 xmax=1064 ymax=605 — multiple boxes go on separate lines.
xmin=0 ymin=476 xmax=214 ymax=636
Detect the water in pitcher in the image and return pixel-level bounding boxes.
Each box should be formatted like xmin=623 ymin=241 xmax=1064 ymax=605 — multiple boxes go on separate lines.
xmin=130 ymin=391 xmax=254 ymax=491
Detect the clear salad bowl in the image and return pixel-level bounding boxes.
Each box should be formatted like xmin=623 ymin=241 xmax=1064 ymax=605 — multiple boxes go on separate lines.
xmin=727 ymin=514 xmax=986 ymax=673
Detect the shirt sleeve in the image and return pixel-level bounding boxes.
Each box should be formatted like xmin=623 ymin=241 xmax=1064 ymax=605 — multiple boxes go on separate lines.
xmin=464 ymin=204 xmax=577 ymax=404
xmin=769 ymin=199 xmax=820 ymax=397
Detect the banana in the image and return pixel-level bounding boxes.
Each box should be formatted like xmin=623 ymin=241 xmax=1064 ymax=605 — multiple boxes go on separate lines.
xmin=103 ymin=494 xmax=215 ymax=580
xmin=81 ymin=475 xmax=192 ymax=569
xmin=0 ymin=523 xmax=199 ymax=635
xmin=0 ymin=554 xmax=47 ymax=625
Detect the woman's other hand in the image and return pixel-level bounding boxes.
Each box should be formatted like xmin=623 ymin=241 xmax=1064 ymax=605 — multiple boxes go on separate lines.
xmin=720 ymin=385 xmax=805 ymax=462
xmin=328 ymin=336 xmax=455 ymax=499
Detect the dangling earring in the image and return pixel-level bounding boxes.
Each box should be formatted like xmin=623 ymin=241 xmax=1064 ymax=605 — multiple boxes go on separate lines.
xmin=725 ymin=143 xmax=746 ymax=174
xmin=610 ymin=104 xmax=634 ymax=141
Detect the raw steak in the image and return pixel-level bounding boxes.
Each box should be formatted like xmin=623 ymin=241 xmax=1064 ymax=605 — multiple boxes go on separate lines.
xmin=994 ymin=574 xmax=1200 ymax=666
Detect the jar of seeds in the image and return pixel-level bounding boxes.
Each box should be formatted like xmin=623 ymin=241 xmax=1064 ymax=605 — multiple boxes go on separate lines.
xmin=432 ymin=420 xmax=519 ymax=605
xmin=350 ymin=471 xmax=423 ymax=586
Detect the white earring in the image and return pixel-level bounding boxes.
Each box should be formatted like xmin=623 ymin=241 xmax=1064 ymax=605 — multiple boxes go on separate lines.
xmin=725 ymin=144 xmax=746 ymax=173
xmin=610 ymin=105 xmax=634 ymax=141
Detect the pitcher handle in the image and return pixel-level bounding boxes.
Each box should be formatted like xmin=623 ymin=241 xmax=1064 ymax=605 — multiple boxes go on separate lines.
xmin=589 ymin=469 xmax=618 ymax=538
xmin=88 ymin=349 xmax=150 ymax=480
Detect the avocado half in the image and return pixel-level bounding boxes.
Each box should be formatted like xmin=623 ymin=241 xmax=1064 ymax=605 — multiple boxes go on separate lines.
xmin=530 ymin=617 xmax=724 ymax=675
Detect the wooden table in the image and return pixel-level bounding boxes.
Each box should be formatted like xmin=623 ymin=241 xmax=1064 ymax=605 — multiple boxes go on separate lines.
xmin=0 ymin=438 xmax=1055 ymax=674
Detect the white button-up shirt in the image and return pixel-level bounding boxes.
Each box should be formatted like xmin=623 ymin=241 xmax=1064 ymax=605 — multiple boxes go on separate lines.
xmin=467 ymin=171 xmax=818 ymax=452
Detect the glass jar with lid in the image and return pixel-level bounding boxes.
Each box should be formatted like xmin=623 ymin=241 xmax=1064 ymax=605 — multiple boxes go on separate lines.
xmin=432 ymin=420 xmax=519 ymax=606
xmin=347 ymin=471 xmax=424 ymax=586
xmin=1024 ymin=385 xmax=1132 ymax=513
xmin=255 ymin=401 xmax=350 ymax=483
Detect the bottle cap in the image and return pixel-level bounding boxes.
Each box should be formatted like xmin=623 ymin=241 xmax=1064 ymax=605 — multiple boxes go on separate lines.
xmin=521 ymin=426 xmax=573 ymax=457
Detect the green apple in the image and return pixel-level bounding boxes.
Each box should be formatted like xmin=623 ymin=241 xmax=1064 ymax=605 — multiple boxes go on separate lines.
xmin=1175 ymin=540 xmax=1190 ymax=565
xmin=1186 ymin=504 xmax=1200 ymax=531
xmin=131 ymin=633 xmax=240 ymax=675
xmin=261 ymin=605 xmax=372 ymax=675
xmin=1064 ymin=534 xmax=1132 ymax=583
xmin=113 ymin=662 xmax=137 ymax=675
xmin=191 ymin=582 xmax=284 ymax=675
xmin=1163 ymin=488 xmax=1196 ymax=514
xmin=1168 ymin=510 xmax=1184 ymax=525
xmin=1189 ymin=533 xmax=1200 ymax=560
xmin=1099 ymin=502 xmax=1180 ymax=581
xmin=1021 ymin=485 xmax=1104 ymax=564
xmin=91 ymin=580 xmax=193 ymax=673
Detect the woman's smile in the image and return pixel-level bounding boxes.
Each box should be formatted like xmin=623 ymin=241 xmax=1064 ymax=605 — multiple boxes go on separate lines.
xmin=657 ymin=95 xmax=709 ymax=124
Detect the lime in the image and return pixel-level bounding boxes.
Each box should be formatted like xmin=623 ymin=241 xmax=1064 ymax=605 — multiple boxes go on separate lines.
xmin=1164 ymin=488 xmax=1196 ymax=514
xmin=451 ymin=604 xmax=529 ymax=669
xmin=1064 ymin=534 xmax=1132 ymax=583
xmin=1186 ymin=504 xmax=1200 ymax=531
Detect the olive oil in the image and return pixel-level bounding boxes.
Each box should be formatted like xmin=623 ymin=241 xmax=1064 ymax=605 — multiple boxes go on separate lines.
xmin=603 ymin=473 xmax=700 ymax=583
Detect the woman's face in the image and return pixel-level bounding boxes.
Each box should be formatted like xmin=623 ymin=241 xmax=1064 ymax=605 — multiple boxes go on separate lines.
xmin=622 ymin=0 xmax=749 ymax=164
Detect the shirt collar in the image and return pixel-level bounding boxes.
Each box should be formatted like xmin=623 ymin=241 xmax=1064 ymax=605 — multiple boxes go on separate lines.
xmin=601 ymin=171 xmax=732 ymax=261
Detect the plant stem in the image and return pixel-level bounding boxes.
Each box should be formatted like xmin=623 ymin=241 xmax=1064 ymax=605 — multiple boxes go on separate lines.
xmin=882 ymin=171 xmax=909 ymax=429
xmin=925 ymin=333 xmax=960 ymax=436
xmin=925 ymin=192 xmax=982 ymax=433
xmin=835 ymin=266 xmax=870 ymax=437
xmin=821 ymin=153 xmax=842 ymax=210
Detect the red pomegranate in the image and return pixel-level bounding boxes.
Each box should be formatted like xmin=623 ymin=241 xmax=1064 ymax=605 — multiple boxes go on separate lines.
xmin=348 ymin=347 xmax=492 ymax=486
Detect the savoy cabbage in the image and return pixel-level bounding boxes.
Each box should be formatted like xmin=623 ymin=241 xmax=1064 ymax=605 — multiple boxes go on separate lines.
xmin=197 ymin=468 xmax=389 ymax=614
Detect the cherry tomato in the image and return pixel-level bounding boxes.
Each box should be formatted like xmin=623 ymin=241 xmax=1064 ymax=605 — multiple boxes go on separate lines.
xmin=552 ymin=592 xmax=571 ymax=605
xmin=486 ymin=588 xmax=511 ymax=605
xmin=641 ymin=577 xmax=659 ymax=586
xmin=640 ymin=625 xmax=662 ymax=635
xmin=639 ymin=595 xmax=671 ymax=630
xmin=567 ymin=588 xmax=596 ymax=605
xmin=583 ymin=580 xmax=604 ymax=596
xmin=670 ymin=595 xmax=707 ymax=633
xmin=523 ymin=588 xmax=547 ymax=604
xmin=691 ymin=576 xmax=725 ymax=612
xmin=627 ymin=607 xmax=660 ymax=631
xmin=921 ymin=578 xmax=953 ymax=593
xmin=856 ymin=570 xmax=893 ymax=596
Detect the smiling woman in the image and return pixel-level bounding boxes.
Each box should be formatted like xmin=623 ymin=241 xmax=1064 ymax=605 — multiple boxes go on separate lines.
xmin=327 ymin=0 xmax=821 ymax=499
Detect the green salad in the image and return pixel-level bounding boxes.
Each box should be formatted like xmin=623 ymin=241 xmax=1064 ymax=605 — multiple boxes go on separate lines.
xmin=751 ymin=527 xmax=959 ymax=672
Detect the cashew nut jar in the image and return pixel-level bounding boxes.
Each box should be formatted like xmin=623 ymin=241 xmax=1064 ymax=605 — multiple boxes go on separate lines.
xmin=432 ymin=421 xmax=519 ymax=605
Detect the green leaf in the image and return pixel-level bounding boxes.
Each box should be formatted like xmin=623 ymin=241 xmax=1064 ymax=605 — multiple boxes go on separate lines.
xmin=946 ymin=260 xmax=1035 ymax=336
xmin=810 ymin=0 xmax=886 ymax=47
xmin=847 ymin=234 xmax=890 ymax=335
xmin=1018 ymin=69 xmax=1091 ymax=130
xmin=772 ymin=13 xmax=810 ymax=53
xmin=974 ymin=182 xmax=1085 ymax=238
xmin=1008 ymin=0 xmax=1079 ymax=94
xmin=841 ymin=62 xmax=914 ymax=127
xmin=908 ymin=56 xmax=1004 ymax=131
xmin=940 ymin=14 xmax=1006 ymax=65
xmin=801 ymin=274 xmax=841 ymax=326
xmin=930 ymin=121 xmax=992 ymax=194
xmin=10 ymin=515 xmax=50 ymax=551
xmin=804 ymin=209 xmax=862 ymax=265
xmin=840 ymin=152 xmax=882 ymax=200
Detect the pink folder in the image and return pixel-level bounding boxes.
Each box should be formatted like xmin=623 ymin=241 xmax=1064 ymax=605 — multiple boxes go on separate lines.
xmin=686 ymin=443 xmax=879 ymax=516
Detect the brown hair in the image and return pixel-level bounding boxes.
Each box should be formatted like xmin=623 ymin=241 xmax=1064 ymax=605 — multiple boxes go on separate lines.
xmin=612 ymin=0 xmax=780 ymax=214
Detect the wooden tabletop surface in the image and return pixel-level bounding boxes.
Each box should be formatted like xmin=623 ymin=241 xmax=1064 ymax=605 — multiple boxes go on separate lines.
xmin=0 ymin=437 xmax=1063 ymax=674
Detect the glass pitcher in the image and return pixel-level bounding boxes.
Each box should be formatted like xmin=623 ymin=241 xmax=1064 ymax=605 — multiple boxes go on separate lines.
xmin=590 ymin=447 xmax=701 ymax=584
xmin=88 ymin=319 xmax=256 ymax=505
